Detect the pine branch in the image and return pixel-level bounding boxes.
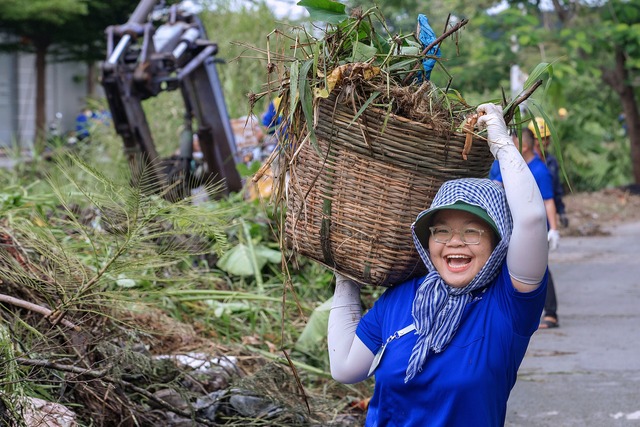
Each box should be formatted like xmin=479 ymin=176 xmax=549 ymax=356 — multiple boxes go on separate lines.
xmin=0 ymin=293 xmax=79 ymax=330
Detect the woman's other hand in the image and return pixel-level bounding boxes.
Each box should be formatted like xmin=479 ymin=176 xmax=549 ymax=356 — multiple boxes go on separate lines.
xmin=476 ymin=103 xmax=513 ymax=157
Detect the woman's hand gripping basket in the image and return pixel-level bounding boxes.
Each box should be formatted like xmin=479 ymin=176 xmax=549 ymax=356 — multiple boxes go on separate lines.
xmin=284 ymin=91 xmax=494 ymax=287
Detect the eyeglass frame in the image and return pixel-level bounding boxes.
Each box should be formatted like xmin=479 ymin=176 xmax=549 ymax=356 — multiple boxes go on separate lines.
xmin=428 ymin=226 xmax=486 ymax=245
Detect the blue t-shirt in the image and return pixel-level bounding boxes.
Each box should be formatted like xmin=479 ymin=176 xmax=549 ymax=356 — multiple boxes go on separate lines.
xmin=544 ymin=153 xmax=566 ymax=214
xmin=488 ymin=159 xmax=501 ymax=181
xmin=493 ymin=155 xmax=554 ymax=201
xmin=356 ymin=263 xmax=547 ymax=427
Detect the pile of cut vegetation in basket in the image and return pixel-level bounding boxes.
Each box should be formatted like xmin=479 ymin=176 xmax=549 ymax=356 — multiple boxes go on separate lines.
xmin=248 ymin=0 xmax=545 ymax=201
xmin=250 ymin=0 xmax=546 ymax=168
xmin=246 ymin=0 xmax=546 ymax=288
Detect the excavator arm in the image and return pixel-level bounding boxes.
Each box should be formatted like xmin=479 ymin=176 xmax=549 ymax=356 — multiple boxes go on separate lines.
xmin=100 ymin=0 xmax=242 ymax=200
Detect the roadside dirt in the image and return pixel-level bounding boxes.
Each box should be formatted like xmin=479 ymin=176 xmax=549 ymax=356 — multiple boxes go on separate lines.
xmin=562 ymin=185 xmax=640 ymax=236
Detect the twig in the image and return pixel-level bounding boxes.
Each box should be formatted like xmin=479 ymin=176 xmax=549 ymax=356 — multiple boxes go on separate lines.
xmin=421 ymin=18 xmax=469 ymax=57
xmin=252 ymin=143 xmax=281 ymax=182
xmin=0 ymin=293 xmax=80 ymax=331
xmin=462 ymin=114 xmax=480 ymax=160
xmin=15 ymin=358 xmax=217 ymax=426
xmin=288 ymin=133 xmax=311 ymax=166
xmin=503 ymin=79 xmax=543 ymax=124
xmin=281 ymin=349 xmax=311 ymax=415
xmin=16 ymin=357 xmax=107 ymax=376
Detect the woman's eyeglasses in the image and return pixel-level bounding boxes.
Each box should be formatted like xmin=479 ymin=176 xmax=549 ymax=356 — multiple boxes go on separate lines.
xmin=428 ymin=226 xmax=485 ymax=245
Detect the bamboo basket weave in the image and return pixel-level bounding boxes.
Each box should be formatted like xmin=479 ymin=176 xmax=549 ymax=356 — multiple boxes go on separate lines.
xmin=285 ymin=93 xmax=494 ymax=286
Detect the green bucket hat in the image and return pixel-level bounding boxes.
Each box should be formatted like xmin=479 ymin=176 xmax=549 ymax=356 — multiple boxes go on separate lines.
xmin=414 ymin=201 xmax=500 ymax=248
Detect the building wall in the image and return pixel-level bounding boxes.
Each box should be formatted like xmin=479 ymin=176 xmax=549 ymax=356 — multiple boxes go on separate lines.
xmin=0 ymin=50 xmax=100 ymax=150
xmin=0 ymin=53 xmax=17 ymax=148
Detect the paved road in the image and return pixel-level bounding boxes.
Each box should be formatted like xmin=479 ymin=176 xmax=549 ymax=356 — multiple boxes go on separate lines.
xmin=506 ymin=221 xmax=640 ymax=426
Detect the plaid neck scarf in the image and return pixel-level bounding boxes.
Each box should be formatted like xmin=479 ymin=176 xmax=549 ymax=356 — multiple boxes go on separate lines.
xmin=405 ymin=178 xmax=513 ymax=383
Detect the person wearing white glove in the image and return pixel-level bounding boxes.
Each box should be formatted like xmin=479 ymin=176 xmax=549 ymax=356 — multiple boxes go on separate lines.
xmin=547 ymin=228 xmax=560 ymax=251
xmin=327 ymin=103 xmax=550 ymax=426
xmin=491 ymin=126 xmax=561 ymax=328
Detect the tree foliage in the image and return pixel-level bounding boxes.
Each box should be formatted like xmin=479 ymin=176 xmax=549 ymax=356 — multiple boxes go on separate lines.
xmin=52 ymin=0 xmax=141 ymax=63
xmin=1 ymin=0 xmax=639 ymax=188
xmin=199 ymin=1 xmax=291 ymax=118
xmin=0 ymin=0 xmax=87 ymax=31
xmin=0 ymin=0 xmax=90 ymax=147
xmin=338 ymin=0 xmax=640 ymax=188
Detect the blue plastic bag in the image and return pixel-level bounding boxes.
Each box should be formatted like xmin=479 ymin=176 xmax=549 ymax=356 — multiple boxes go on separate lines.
xmin=417 ymin=14 xmax=441 ymax=81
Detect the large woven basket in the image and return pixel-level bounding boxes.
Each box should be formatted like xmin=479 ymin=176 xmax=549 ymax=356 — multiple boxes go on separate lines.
xmin=285 ymin=93 xmax=494 ymax=286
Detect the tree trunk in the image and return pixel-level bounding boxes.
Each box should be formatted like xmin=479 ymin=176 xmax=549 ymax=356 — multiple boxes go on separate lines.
xmin=34 ymin=42 xmax=49 ymax=153
xmin=550 ymin=0 xmax=570 ymax=24
xmin=87 ymin=61 xmax=95 ymax=97
xmin=621 ymin=89 xmax=640 ymax=185
xmin=602 ymin=48 xmax=640 ymax=185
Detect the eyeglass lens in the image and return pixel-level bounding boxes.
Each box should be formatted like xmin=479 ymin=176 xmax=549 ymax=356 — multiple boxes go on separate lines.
xmin=429 ymin=226 xmax=484 ymax=244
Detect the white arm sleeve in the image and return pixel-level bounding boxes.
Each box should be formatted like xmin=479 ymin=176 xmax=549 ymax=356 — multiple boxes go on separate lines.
xmin=497 ymin=145 xmax=549 ymax=285
xmin=476 ymin=104 xmax=548 ymax=287
xmin=327 ymin=275 xmax=375 ymax=384
xmin=496 ymin=141 xmax=549 ymax=286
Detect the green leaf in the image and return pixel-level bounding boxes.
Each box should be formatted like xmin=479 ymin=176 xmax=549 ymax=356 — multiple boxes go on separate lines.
xmin=209 ymin=301 xmax=252 ymax=318
xmin=351 ymin=41 xmax=378 ymax=63
xmin=236 ymin=161 xmax=262 ymax=178
xmin=388 ymin=57 xmax=419 ymax=73
xmin=289 ymin=60 xmax=300 ymax=126
xmin=294 ymin=297 xmax=333 ymax=354
xmin=217 ymin=244 xmax=254 ymax=276
xmin=348 ymin=91 xmax=380 ymax=126
xmin=298 ymin=59 xmax=317 ymax=149
xmin=523 ymin=62 xmax=552 ymax=89
xmin=519 ymin=34 xmax=531 ymax=45
xmin=446 ymin=89 xmax=469 ymax=106
xmin=255 ymin=245 xmax=282 ymax=264
xmin=115 ymin=274 xmax=137 ymax=288
xmin=297 ymin=0 xmax=348 ymax=24
xmin=216 ymin=244 xmax=282 ymax=277
xmin=400 ymin=45 xmax=420 ymax=55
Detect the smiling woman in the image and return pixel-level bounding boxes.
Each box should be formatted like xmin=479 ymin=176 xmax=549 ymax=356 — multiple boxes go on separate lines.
xmin=328 ymin=104 xmax=551 ymax=426
xmin=426 ymin=209 xmax=497 ymax=289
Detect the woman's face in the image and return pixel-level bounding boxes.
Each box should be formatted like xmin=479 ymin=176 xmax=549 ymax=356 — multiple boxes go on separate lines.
xmin=428 ymin=209 xmax=496 ymax=288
